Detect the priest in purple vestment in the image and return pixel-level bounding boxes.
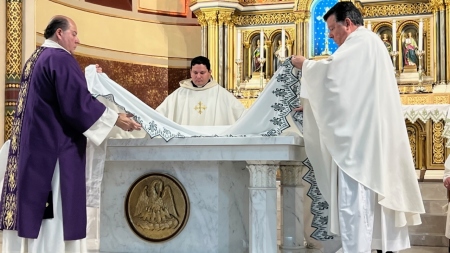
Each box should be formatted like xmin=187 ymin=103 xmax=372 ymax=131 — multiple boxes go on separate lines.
xmin=0 ymin=15 xmax=141 ymax=252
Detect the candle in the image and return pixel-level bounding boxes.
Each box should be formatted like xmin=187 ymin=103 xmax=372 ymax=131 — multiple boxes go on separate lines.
xmin=237 ymin=30 xmax=241 ymax=59
xmin=281 ymin=27 xmax=286 ymax=58
xmin=260 ymin=29 xmax=264 ymax=59
xmin=392 ymin=20 xmax=397 ymax=51
xmin=419 ymin=18 xmax=423 ymax=51
xmin=367 ymin=21 xmax=372 ymax=31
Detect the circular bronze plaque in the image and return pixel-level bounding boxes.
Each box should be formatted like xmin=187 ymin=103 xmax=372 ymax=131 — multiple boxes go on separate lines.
xmin=125 ymin=173 xmax=190 ymax=242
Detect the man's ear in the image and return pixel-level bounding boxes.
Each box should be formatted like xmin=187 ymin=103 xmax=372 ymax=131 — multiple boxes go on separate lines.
xmin=345 ymin=18 xmax=351 ymax=27
xmin=55 ymin=28 xmax=63 ymax=39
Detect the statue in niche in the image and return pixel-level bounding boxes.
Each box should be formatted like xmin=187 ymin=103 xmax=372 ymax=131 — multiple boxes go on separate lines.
xmin=133 ymin=180 xmax=179 ymax=230
xmin=381 ymin=33 xmax=392 ymax=53
xmin=403 ymin=32 xmax=418 ymax=66
xmin=253 ymin=39 xmax=262 ymax=72
xmin=273 ymin=40 xmax=288 ymax=72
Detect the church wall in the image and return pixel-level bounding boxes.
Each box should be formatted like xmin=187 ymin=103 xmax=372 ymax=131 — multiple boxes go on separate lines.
xmin=34 ymin=0 xmax=201 ymax=108
xmin=74 ymin=55 xmax=189 ymax=109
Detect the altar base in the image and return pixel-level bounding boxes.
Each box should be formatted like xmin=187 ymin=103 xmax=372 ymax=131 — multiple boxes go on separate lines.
xmin=100 ymin=136 xmax=305 ymax=253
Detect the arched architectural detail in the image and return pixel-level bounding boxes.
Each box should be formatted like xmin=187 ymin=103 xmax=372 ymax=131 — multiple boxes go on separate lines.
xmin=372 ymin=21 xmax=392 ymax=34
xmin=397 ymin=20 xmax=419 ymax=34
xmin=268 ymin=29 xmax=292 ymax=42
xmin=295 ymin=0 xmax=316 ymax=12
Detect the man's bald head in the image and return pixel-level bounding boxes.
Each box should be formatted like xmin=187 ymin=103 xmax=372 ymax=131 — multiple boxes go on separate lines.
xmin=43 ymin=15 xmax=79 ymax=54
xmin=44 ymin=15 xmax=72 ymax=39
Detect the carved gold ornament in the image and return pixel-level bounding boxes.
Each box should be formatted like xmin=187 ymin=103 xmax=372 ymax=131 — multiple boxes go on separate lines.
xmin=125 ymin=173 xmax=190 ymax=242
xmin=362 ymin=2 xmax=431 ymax=18
xmin=233 ymin=12 xmax=297 ymax=26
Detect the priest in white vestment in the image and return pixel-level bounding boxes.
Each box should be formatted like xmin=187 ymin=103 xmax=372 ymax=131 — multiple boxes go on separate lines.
xmin=156 ymin=56 xmax=246 ymax=126
xmin=292 ymin=2 xmax=424 ymax=253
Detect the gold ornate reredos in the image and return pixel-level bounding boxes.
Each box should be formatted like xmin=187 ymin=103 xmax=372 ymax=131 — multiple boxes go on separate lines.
xmin=125 ymin=173 xmax=190 ymax=243
xmin=233 ymin=11 xmax=297 ymax=26
xmin=429 ymin=0 xmax=445 ymax=11
xmin=218 ymin=10 xmax=235 ymax=25
xmin=243 ymin=30 xmax=265 ymax=45
xmin=241 ymin=28 xmax=294 ymax=46
xmin=361 ymin=2 xmax=432 ymax=18
xmin=294 ymin=0 xmax=314 ymax=12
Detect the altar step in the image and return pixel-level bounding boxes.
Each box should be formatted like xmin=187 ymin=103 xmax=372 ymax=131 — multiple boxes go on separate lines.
xmin=410 ymin=182 xmax=449 ymax=248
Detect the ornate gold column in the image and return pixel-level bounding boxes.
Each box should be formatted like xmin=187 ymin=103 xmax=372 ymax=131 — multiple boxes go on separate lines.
xmin=5 ymin=0 xmax=23 ymax=140
xmin=434 ymin=0 xmax=446 ymax=83
xmin=429 ymin=0 xmax=441 ymax=82
xmin=445 ymin=0 xmax=450 ymax=82
xmin=294 ymin=12 xmax=309 ymax=56
xmin=293 ymin=0 xmax=311 ymax=56
xmin=218 ymin=8 xmax=235 ymax=89
xmin=194 ymin=10 xmax=208 ymax=57
xmin=217 ymin=10 xmax=225 ymax=86
xmin=202 ymin=9 xmax=219 ymax=81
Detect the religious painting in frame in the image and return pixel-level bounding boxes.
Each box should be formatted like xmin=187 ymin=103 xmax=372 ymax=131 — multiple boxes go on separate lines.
xmin=376 ymin=25 xmax=393 ymax=54
xmin=400 ymin=25 xmax=419 ymax=71
xmin=250 ymin=34 xmax=267 ymax=78
xmin=271 ymin=32 xmax=288 ymax=77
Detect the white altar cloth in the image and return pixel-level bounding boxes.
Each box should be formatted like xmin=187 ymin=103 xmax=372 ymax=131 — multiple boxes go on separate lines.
xmin=85 ymin=62 xmax=303 ymax=140
xmin=86 ymin=59 xmax=312 ymax=253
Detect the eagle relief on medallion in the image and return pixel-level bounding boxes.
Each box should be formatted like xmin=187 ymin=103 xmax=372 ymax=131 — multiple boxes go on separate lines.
xmin=125 ymin=173 xmax=189 ymax=242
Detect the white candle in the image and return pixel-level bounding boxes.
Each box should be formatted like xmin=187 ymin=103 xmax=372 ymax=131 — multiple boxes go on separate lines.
xmin=281 ymin=27 xmax=286 ymax=58
xmin=367 ymin=21 xmax=372 ymax=31
xmin=260 ymin=29 xmax=264 ymax=59
xmin=392 ymin=20 xmax=397 ymax=51
xmin=419 ymin=18 xmax=423 ymax=51
xmin=237 ymin=30 xmax=241 ymax=59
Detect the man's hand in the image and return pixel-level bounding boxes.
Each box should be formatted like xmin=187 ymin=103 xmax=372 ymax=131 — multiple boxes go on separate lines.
xmin=291 ymin=55 xmax=306 ymax=69
xmin=95 ymin=64 xmax=103 ymax=73
xmin=294 ymin=106 xmax=303 ymax=112
xmin=115 ymin=113 xmax=142 ymax=132
xmin=444 ymin=177 xmax=450 ymax=190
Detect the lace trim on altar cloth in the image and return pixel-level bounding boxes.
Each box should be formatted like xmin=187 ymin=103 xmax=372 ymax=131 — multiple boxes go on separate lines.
xmin=302 ymin=158 xmax=334 ymax=241
xmin=402 ymin=104 xmax=450 ymax=147
xmin=95 ymin=93 xmax=189 ymax=141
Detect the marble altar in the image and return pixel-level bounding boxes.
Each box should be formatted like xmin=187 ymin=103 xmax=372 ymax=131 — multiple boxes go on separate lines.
xmin=100 ymin=135 xmax=307 ymax=253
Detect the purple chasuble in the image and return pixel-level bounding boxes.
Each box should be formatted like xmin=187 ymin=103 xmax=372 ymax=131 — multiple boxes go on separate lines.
xmin=0 ymin=47 xmax=107 ymax=240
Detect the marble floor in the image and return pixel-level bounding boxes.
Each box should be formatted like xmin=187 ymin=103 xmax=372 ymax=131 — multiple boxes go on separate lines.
xmin=400 ymin=246 xmax=448 ymax=253
xmin=0 ymin=236 xmax=445 ymax=253
xmin=1 ymin=172 xmax=446 ymax=253
xmin=83 ymin=246 xmax=448 ymax=253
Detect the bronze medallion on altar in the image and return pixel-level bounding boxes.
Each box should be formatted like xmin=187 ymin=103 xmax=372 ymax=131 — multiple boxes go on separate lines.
xmin=125 ymin=173 xmax=190 ymax=242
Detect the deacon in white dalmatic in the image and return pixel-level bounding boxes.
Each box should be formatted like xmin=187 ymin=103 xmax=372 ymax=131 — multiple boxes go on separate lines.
xmin=292 ymin=2 xmax=424 ymax=253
